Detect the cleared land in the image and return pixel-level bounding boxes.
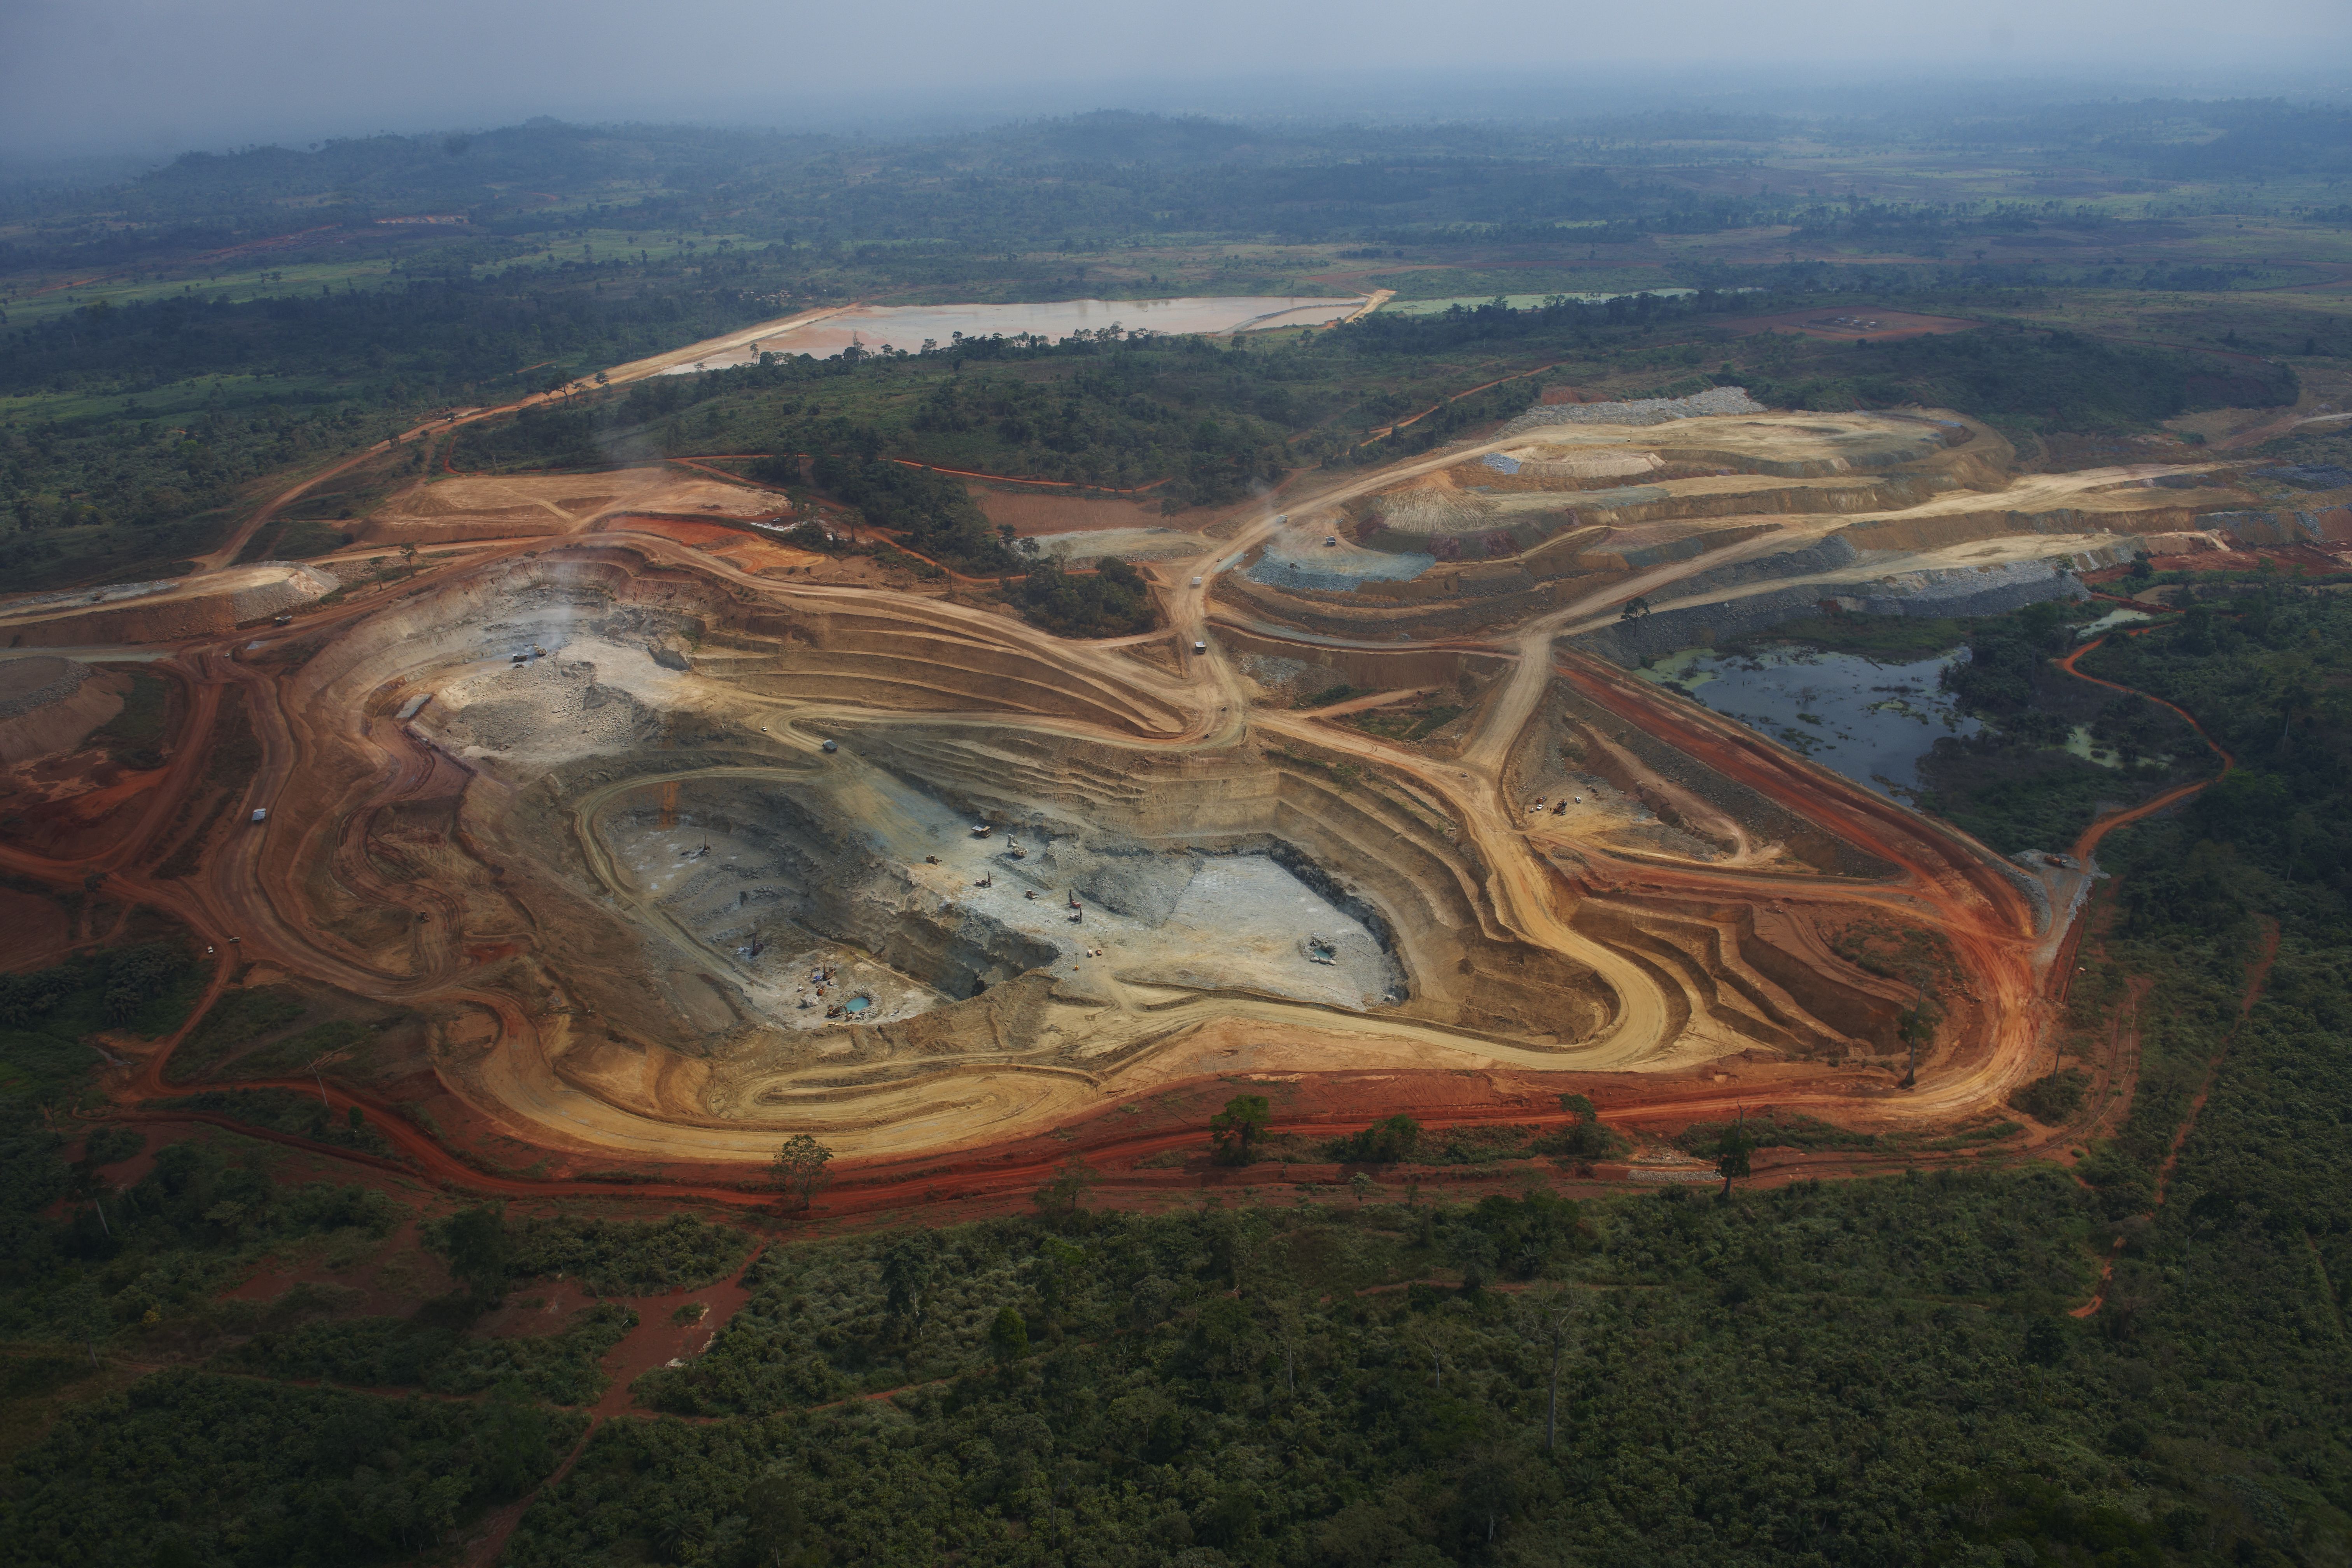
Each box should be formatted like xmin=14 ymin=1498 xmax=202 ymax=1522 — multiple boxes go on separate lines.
xmin=0 ymin=376 xmax=2317 ymax=1194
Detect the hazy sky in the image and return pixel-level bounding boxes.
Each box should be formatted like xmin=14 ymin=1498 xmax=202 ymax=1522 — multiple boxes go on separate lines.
xmin=4 ymin=0 xmax=2348 ymax=156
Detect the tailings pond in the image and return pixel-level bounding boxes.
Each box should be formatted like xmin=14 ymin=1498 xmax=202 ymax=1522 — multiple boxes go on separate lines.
xmin=1640 ymin=643 xmax=1982 ymax=798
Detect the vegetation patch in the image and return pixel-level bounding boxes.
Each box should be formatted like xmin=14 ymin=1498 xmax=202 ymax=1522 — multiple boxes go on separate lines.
xmin=224 ymin=1300 xmax=637 ymax=1406
xmin=2 ymin=1370 xmax=583 ymax=1566
xmin=0 ymin=943 xmax=199 ymax=1103
xmin=161 ymin=984 xmax=307 ymax=1084
xmin=1004 ymin=554 xmax=1156 ymax=638
xmin=145 ymin=1088 xmax=397 ymax=1158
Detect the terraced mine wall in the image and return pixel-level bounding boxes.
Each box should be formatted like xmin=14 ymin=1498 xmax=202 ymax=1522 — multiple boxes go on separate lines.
xmin=1522 ymin=680 xmax=1899 ymax=882
xmin=1497 ymin=387 xmax=1767 ymax=432
xmin=719 ymin=604 xmax=1187 ymax=737
xmin=2193 ymin=508 xmax=2352 ymax=546
xmin=1349 ymin=474 xmax=1952 ymax=562
xmin=1214 ymin=568 xmax=1587 ymax=642
xmin=1573 ymin=550 xmax=2089 ymax=666
xmin=1213 ymin=626 xmax=1512 ymax=693
xmin=0 ymin=564 xmax=339 ymax=646
xmin=0 ymin=656 xmax=89 ymax=718
xmin=0 ymin=657 xmax=119 ymax=764
xmin=358 ymin=511 xmax=565 ymax=546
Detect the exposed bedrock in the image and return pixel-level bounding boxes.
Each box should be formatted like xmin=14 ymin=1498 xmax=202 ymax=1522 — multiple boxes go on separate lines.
xmin=622 ymin=778 xmax=1062 ymax=999
xmin=838 ymin=720 xmax=1633 ymax=1044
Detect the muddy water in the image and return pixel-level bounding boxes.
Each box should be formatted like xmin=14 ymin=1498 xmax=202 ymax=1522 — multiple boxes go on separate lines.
xmin=1640 ymin=643 xmax=1982 ymax=798
xmin=663 ymin=296 xmax=1364 ymax=372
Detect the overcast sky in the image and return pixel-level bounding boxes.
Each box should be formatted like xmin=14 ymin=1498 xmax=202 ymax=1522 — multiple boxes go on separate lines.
xmin=4 ymin=0 xmax=2348 ymax=157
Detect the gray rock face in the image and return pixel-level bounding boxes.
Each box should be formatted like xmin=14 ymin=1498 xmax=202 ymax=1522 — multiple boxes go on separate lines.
xmin=1499 ymin=386 xmax=1766 ymax=435
xmin=0 ymin=656 xmax=90 ymax=719
xmin=1034 ymin=840 xmax=1200 ymax=926
xmin=726 ymin=786 xmax=1060 ymax=998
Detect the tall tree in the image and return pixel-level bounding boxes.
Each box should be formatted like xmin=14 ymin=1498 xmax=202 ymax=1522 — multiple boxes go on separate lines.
xmin=772 ymin=1134 xmax=834 ymax=1212
xmin=1210 ymin=1094 xmax=1271 ymax=1165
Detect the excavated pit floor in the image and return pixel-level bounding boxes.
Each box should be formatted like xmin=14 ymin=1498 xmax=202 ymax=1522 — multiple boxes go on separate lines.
xmin=601 ymin=749 xmax=1405 ymax=1029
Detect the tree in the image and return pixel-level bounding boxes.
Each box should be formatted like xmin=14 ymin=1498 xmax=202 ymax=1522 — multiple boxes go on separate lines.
xmin=881 ymin=1234 xmax=940 ymax=1338
xmin=1898 ymin=1000 xmax=1937 ymax=1087
xmin=1527 ymin=1287 xmax=1578 ymax=1452
xmin=772 ymin=1134 xmax=834 ymax=1211
xmin=1031 ymin=1155 xmax=1098 ymax=1222
xmin=987 ymin=1304 xmax=1030 ymax=1366
xmin=1348 ymin=1171 xmax=1376 ymax=1204
xmin=1715 ymin=1123 xmax=1755 ymax=1197
xmin=738 ymin=1467 xmax=811 ymax=1568
xmin=1210 ymin=1094 xmax=1271 ymax=1165
xmin=1330 ymin=1113 xmax=1419 ymax=1164
xmin=1619 ymin=595 xmax=1651 ymax=621
xmin=441 ymin=1203 xmax=512 ymax=1304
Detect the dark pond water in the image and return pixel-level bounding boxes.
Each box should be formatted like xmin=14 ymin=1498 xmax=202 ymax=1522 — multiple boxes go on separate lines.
xmin=1638 ymin=644 xmax=1983 ymax=798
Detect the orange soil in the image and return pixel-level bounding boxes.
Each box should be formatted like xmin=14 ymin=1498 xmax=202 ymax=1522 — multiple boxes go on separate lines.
xmin=968 ymin=488 xmax=1180 ymax=536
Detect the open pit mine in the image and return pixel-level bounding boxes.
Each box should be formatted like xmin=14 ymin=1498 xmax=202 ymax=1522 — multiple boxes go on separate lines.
xmin=6 ymin=386 xmax=2301 ymax=1191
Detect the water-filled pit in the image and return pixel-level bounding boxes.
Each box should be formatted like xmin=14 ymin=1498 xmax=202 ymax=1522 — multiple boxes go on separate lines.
xmin=1640 ymin=643 xmax=1982 ymax=798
